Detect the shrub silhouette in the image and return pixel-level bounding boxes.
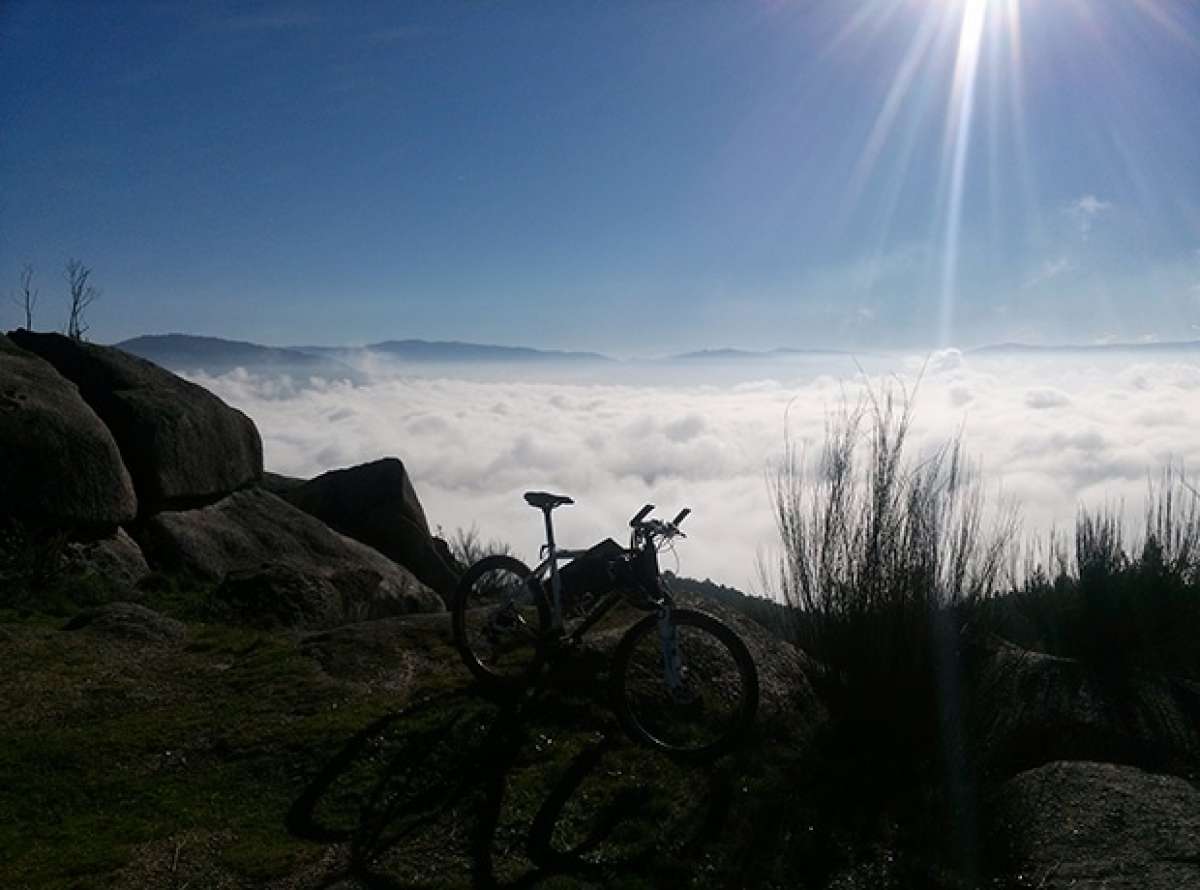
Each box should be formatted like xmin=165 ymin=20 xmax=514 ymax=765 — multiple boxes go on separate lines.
xmin=765 ymin=383 xmax=1018 ymax=788
xmin=993 ymin=465 xmax=1200 ymax=679
xmin=765 ymin=384 xmax=1200 ymax=792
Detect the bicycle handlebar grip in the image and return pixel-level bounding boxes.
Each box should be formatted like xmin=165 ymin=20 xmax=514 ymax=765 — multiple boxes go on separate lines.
xmin=630 ymin=504 xmax=655 ymax=526
xmin=671 ymin=508 xmax=691 ymax=526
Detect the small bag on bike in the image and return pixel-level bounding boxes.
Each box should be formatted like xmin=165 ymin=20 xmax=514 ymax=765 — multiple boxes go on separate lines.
xmin=551 ymin=537 xmax=624 ymax=611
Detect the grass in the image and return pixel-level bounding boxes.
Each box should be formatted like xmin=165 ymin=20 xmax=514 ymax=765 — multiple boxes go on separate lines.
xmin=0 ymin=619 xmax=376 ymax=885
xmin=0 ymin=560 xmax=1001 ymax=889
xmin=0 ymin=577 xmax=822 ymax=888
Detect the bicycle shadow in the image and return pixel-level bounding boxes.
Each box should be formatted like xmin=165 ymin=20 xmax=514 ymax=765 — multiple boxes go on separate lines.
xmin=287 ymin=682 xmax=736 ymax=888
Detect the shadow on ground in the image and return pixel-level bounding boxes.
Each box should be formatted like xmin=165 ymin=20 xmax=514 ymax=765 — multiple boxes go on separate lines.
xmin=288 ymin=662 xmax=739 ymax=889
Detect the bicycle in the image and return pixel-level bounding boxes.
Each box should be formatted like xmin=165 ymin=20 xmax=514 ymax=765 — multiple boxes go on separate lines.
xmin=451 ymin=492 xmax=759 ymax=760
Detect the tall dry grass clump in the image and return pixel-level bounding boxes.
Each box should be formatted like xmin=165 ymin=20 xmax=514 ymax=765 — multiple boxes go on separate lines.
xmin=765 ymin=383 xmax=1019 ymax=777
xmin=1001 ymin=464 xmax=1200 ymax=678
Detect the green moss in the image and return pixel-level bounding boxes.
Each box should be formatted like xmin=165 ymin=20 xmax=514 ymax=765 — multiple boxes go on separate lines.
xmin=218 ymin=832 xmax=318 ymax=881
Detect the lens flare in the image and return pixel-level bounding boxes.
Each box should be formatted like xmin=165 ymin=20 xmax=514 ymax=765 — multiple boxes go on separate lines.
xmin=826 ymin=0 xmax=1197 ymax=345
xmin=938 ymin=0 xmax=988 ymax=346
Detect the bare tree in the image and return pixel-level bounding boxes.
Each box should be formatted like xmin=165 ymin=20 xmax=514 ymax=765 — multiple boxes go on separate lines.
xmin=10 ymin=264 xmax=38 ymax=329
xmin=64 ymin=259 xmax=99 ymax=341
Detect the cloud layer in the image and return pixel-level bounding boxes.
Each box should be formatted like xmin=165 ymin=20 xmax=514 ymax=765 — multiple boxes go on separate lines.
xmin=192 ymin=351 xmax=1200 ymax=592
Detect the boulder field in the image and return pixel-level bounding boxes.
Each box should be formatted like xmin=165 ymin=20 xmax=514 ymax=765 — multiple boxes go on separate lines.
xmin=0 ymin=333 xmax=137 ymax=525
xmin=8 ymin=330 xmax=262 ymax=514
xmin=275 ymin=458 xmax=460 ymax=601
xmin=0 ymin=330 xmax=453 ymax=625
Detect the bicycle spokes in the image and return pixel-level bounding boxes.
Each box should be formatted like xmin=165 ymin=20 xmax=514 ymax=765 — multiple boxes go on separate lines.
xmin=621 ymin=613 xmax=752 ymax=754
xmin=459 ymin=562 xmax=547 ymax=681
xmin=657 ymin=610 xmax=687 ymax=694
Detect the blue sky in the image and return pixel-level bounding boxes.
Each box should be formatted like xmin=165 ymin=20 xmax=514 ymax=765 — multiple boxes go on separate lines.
xmin=2 ymin=0 xmax=1199 ymax=354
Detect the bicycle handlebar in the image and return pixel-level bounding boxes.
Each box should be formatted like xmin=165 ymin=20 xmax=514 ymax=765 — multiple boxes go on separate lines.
xmin=631 ymin=507 xmax=691 ymax=544
xmin=630 ymin=504 xmax=655 ymax=527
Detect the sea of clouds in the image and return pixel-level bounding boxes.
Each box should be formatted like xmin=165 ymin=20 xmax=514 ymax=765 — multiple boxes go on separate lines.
xmin=190 ymin=350 xmax=1200 ymax=594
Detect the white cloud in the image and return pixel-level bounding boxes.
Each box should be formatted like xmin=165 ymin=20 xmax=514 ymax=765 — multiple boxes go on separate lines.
xmin=191 ymin=353 xmax=1200 ymax=592
xmin=1065 ymin=194 xmax=1113 ymax=236
xmin=1024 ymin=255 xmax=1077 ymax=289
xmin=1073 ymin=195 xmax=1112 ymax=216
xmin=1023 ymin=388 xmax=1071 ymax=410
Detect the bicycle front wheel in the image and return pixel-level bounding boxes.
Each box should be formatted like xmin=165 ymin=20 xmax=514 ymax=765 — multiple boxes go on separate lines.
xmin=452 ymin=555 xmax=551 ymax=690
xmin=611 ymin=608 xmax=759 ymax=761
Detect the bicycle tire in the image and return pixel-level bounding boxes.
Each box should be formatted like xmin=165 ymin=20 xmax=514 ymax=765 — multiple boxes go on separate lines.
xmin=610 ymin=608 xmax=759 ymax=761
xmin=452 ymin=555 xmax=551 ymax=690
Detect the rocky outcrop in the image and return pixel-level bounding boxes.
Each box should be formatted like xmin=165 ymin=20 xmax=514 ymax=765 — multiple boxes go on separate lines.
xmin=63 ymin=528 xmax=151 ymax=591
xmin=138 ymin=488 xmax=443 ymax=622
xmin=2 ymin=331 xmax=451 ymax=628
xmin=0 ymin=333 xmax=137 ymax=525
xmin=993 ymin=760 xmax=1200 ymax=889
xmin=970 ymin=638 xmax=1200 ymax=773
xmin=63 ymin=602 xmax=186 ymax=643
xmin=8 ymin=331 xmax=262 ymax=513
xmin=279 ymin=458 xmax=459 ymax=599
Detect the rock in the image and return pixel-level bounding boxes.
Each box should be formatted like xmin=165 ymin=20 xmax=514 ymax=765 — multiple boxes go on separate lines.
xmin=279 ymin=458 xmax=460 ymax=601
xmin=7 ymin=330 xmax=262 ymax=513
xmin=138 ymin=488 xmax=443 ymax=624
xmin=679 ymin=594 xmax=822 ymax=725
xmin=0 ymin=332 xmax=137 ymax=525
xmin=212 ymin=564 xmax=343 ymax=630
xmin=63 ymin=528 xmax=150 ymax=591
xmin=260 ymin=471 xmax=306 ymax=496
xmin=993 ymin=760 xmax=1200 ymax=889
xmin=63 ymin=602 xmax=185 ymax=643
xmin=300 ymin=612 xmax=456 ymax=691
xmin=970 ymin=637 xmax=1200 ymax=774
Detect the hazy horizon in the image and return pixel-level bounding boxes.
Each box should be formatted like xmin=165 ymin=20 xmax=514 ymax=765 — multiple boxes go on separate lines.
xmin=103 ymin=328 xmax=1200 ymax=362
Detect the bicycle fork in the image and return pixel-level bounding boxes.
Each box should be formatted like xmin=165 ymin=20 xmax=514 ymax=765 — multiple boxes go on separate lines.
xmin=657 ymin=604 xmax=688 ymax=699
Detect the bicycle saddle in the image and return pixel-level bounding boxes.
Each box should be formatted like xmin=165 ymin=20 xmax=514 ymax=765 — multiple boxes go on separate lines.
xmin=524 ymin=491 xmax=574 ymax=510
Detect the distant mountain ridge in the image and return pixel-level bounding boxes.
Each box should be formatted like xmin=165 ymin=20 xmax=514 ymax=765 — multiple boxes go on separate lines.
xmin=969 ymin=340 xmax=1200 ymax=355
xmin=303 ymin=339 xmax=612 ymax=363
xmin=670 ymin=347 xmax=855 ymax=360
xmin=110 ymin=333 xmax=1200 ymax=381
xmin=114 ymin=334 xmax=366 ymax=383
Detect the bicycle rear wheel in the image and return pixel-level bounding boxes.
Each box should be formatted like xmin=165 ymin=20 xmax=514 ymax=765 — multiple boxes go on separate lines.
xmin=610 ymin=608 xmax=759 ymax=761
xmin=452 ymin=555 xmax=551 ymax=690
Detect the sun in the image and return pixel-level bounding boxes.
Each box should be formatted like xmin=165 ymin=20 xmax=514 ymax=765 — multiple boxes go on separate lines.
xmin=829 ymin=0 xmax=1196 ymax=346
xmin=835 ymin=0 xmax=1024 ymax=345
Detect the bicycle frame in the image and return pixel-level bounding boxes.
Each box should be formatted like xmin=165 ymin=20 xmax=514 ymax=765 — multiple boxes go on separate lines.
xmin=454 ymin=496 xmax=758 ymax=758
xmin=521 ymin=506 xmax=676 ymax=646
xmin=526 ymin=545 xmax=629 ymax=639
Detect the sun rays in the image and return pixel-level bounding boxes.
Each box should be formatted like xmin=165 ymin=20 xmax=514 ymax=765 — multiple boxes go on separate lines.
xmin=938 ymin=0 xmax=989 ymax=346
xmin=826 ymin=0 xmax=1197 ymax=346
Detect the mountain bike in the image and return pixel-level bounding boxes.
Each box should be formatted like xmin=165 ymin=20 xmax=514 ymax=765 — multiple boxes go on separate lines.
xmin=451 ymin=492 xmax=759 ymax=760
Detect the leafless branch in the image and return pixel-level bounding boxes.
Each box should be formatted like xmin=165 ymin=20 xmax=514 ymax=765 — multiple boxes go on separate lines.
xmin=9 ymin=263 xmax=38 ymax=329
xmin=64 ymin=258 xmax=99 ymax=341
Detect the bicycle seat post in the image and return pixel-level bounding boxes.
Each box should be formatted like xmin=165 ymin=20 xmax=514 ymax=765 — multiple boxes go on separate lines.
xmin=523 ymin=491 xmax=573 ymax=632
xmin=542 ymin=506 xmax=564 ymax=630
